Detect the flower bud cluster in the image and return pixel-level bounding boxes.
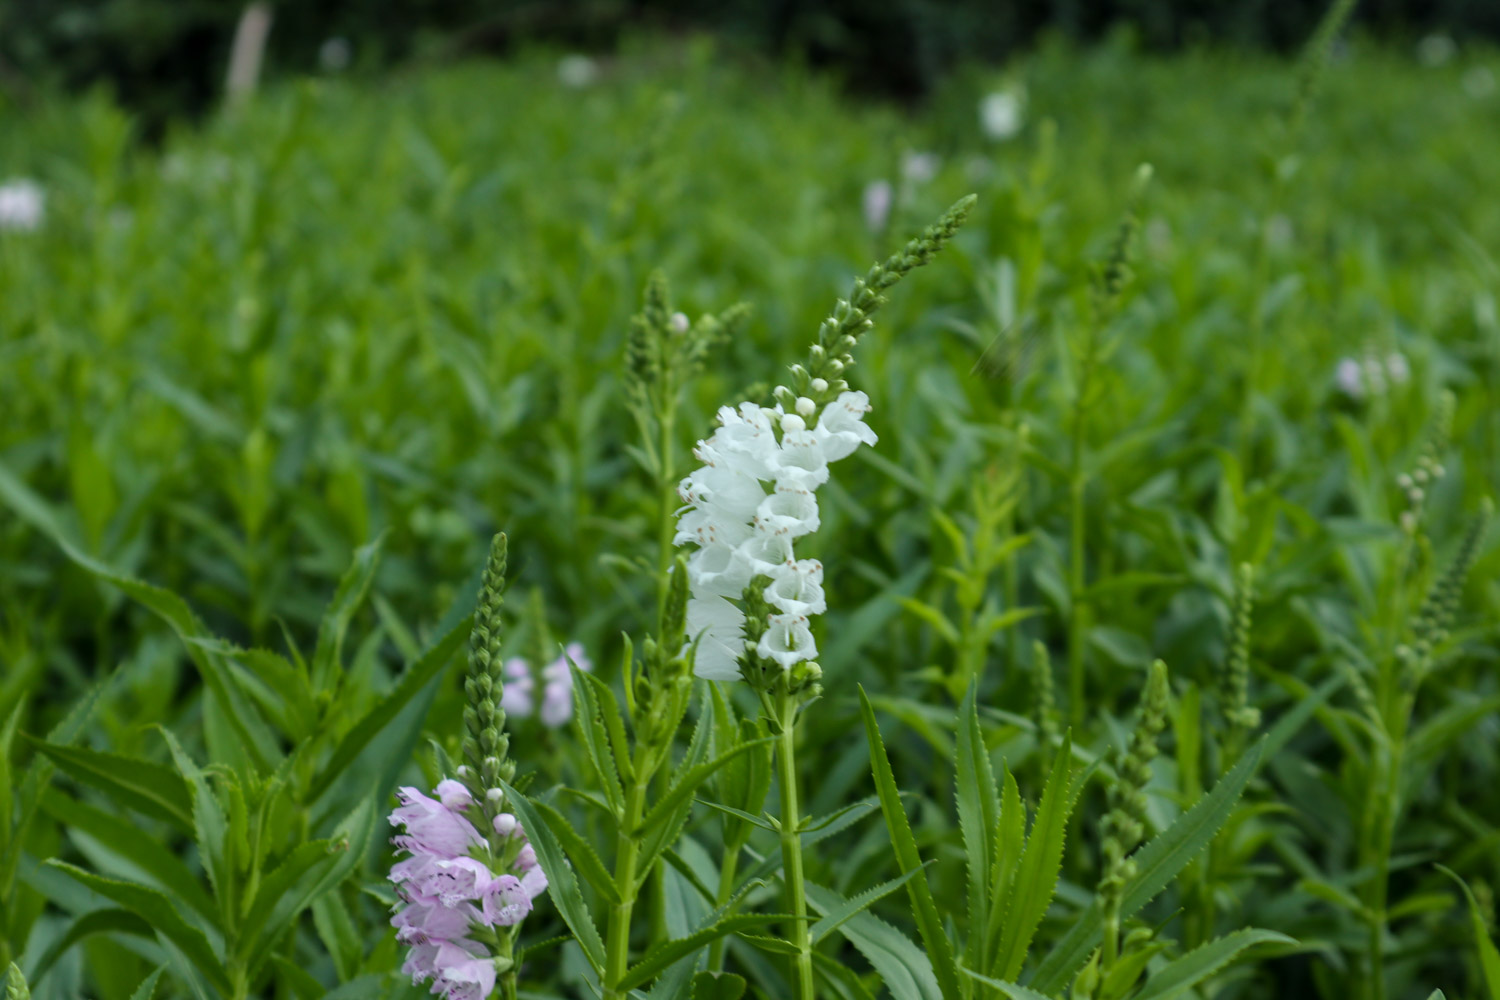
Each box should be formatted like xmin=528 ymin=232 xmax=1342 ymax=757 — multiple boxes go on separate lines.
xmin=499 ymin=642 xmax=593 ymax=728
xmin=675 ymin=392 xmax=877 ymax=682
xmin=388 ymin=781 xmax=549 ymax=998
xmin=1100 ymin=662 xmax=1170 ymax=897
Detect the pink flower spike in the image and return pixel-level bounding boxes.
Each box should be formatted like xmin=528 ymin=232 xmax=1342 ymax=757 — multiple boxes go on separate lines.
xmin=434 ymin=779 xmax=473 ymax=810
xmin=480 ymin=873 xmax=533 ymax=927
xmin=513 ymin=843 xmax=538 ymax=872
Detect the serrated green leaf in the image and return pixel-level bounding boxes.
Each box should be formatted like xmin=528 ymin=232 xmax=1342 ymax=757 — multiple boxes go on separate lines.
xmin=23 ymin=908 xmax=155 ymax=985
xmin=308 ymin=618 xmax=469 ymax=803
xmin=531 ymin=798 xmax=622 ymax=904
xmin=617 ymin=914 xmax=787 ymax=991
xmin=42 ymin=787 xmax=217 ymax=923
xmin=238 ymin=794 xmax=375 ymax=974
xmin=1030 ymin=740 xmax=1265 ymax=993
xmin=311 ymin=893 xmax=363 ymax=983
xmin=127 ymin=966 xmax=166 ymax=1000
xmin=859 ymin=686 xmax=964 ymax=1000
xmin=159 ymin=729 xmax=231 ymax=928
xmin=310 ymin=534 xmax=385 ymax=694
xmin=806 ymin=882 xmax=943 ymax=1000
xmin=811 ymin=867 xmax=926 ymax=944
xmin=1129 ymin=929 xmax=1295 ymax=1000
xmin=498 ymin=779 xmax=607 ymax=973
xmin=956 ymin=683 xmax=999 ymax=973
xmin=25 ymin=739 xmax=193 ymax=832
xmin=44 ymin=861 xmax=231 ymax=994
xmin=962 ymin=969 xmax=1054 ymax=1000
xmin=994 ymin=733 xmax=1085 ymax=981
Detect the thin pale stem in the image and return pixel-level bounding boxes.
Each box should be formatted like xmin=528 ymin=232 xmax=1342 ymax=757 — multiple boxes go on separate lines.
xmin=777 ymin=698 xmax=816 ymax=1000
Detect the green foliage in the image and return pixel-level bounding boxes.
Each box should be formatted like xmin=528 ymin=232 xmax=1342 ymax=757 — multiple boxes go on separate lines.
xmin=2 ymin=25 xmax=1499 ymax=1000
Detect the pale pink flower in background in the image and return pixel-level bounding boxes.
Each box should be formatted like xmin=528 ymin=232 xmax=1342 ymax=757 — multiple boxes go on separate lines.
xmin=499 ymin=657 xmax=534 ymax=717
xmin=863 ymin=179 xmax=893 ymax=232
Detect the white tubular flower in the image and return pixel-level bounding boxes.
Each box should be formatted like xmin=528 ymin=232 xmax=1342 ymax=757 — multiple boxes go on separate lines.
xmin=770 ymin=429 xmax=830 ymax=491
xmin=686 ymin=542 xmax=754 ymax=599
xmin=766 ymin=560 xmax=826 ymax=617
xmin=813 ymin=391 xmax=878 ymax=461
xmin=754 ymin=486 xmax=820 ymax=539
xmin=757 ymin=614 xmax=817 ymax=669
xmin=677 ymin=388 xmax=877 ymax=680
xmin=687 ymin=596 xmax=747 ymax=680
xmin=735 ymin=532 xmax=794 ymax=578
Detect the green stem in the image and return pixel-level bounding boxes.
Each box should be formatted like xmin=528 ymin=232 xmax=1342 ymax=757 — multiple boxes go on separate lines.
xmin=1067 ymin=334 xmax=1096 ymax=731
xmin=1067 ymin=458 xmax=1089 ymax=732
xmin=604 ymin=777 xmax=649 ymax=1000
xmin=777 ymin=698 xmax=816 ymax=1000
xmin=655 ymin=407 xmax=677 ymax=628
xmin=707 ymin=840 xmax=743 ymax=971
xmin=498 ymin=932 xmax=518 ymax=1000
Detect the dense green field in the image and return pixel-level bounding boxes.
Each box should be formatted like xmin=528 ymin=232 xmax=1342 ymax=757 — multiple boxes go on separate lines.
xmin=2 ymin=27 xmax=1499 ymax=1000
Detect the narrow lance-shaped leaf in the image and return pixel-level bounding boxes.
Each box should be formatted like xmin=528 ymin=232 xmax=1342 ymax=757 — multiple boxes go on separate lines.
xmin=1028 ymin=740 xmax=1265 ymax=993
xmin=805 ymin=882 xmax=943 ymax=1000
xmin=955 ymin=683 xmax=999 ymax=974
xmin=44 ymin=861 xmax=232 ymax=995
xmin=310 ymin=534 xmax=386 ymax=694
xmin=1437 ymin=865 xmax=1500 ymax=1000
xmin=994 ymin=733 xmax=1090 ymax=981
xmin=859 ymin=686 xmax=965 ymax=1000
xmin=1128 ymin=929 xmax=1295 ymax=1000
xmin=497 ymin=779 xmax=607 ymax=973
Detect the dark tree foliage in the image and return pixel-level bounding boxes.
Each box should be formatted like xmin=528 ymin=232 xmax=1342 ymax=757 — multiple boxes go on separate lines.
xmin=2 ymin=0 xmax=1497 ymax=127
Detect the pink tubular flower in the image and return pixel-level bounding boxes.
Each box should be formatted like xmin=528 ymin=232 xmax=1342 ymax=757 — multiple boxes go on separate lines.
xmin=390 ymin=787 xmax=483 ymax=858
xmin=392 ymin=901 xmax=480 ymax=944
xmin=434 ymin=956 xmax=498 ymax=1000
xmin=481 ymin=873 xmax=533 ymax=926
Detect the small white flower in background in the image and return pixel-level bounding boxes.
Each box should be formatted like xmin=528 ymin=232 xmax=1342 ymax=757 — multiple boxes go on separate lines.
xmin=862 ymin=180 xmax=893 ymax=232
xmin=676 ymin=390 xmax=876 ymax=680
xmin=0 ymin=180 xmax=44 ymax=232
xmin=670 ymin=311 xmax=690 ymax=334
xmin=1417 ymin=34 xmax=1457 ymax=67
xmin=499 ymin=658 xmax=534 ymax=718
xmin=557 ymin=54 xmax=599 ymax=89
xmin=979 ymin=89 xmax=1024 ymax=141
xmin=319 ymin=37 xmax=352 ymax=73
xmin=1464 ymin=66 xmax=1496 ymax=98
xmin=900 ymin=151 xmax=940 ymax=185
